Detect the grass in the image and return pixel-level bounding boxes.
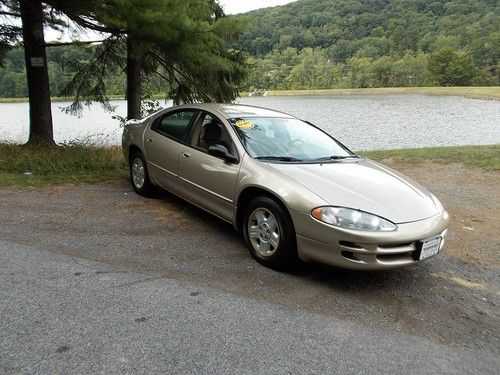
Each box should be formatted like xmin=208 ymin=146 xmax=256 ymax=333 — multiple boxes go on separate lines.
xmin=264 ymin=87 xmax=500 ymax=101
xmin=0 ymin=143 xmax=127 ymax=187
xmin=360 ymin=145 xmax=500 ymax=172
xmin=0 ymin=143 xmax=497 ymax=188
xmin=0 ymin=94 xmax=127 ymax=104
xmin=1 ymin=87 xmax=499 ymax=103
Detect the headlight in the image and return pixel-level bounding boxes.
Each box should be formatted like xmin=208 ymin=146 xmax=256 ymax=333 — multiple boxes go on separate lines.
xmin=431 ymin=194 xmax=448 ymax=220
xmin=311 ymin=207 xmax=397 ymax=231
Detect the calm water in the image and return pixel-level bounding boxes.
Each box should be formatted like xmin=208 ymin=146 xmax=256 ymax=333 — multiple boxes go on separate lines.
xmin=0 ymin=95 xmax=498 ymax=150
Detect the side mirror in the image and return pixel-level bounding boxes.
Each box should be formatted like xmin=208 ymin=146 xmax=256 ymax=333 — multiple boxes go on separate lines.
xmin=208 ymin=144 xmax=238 ymax=163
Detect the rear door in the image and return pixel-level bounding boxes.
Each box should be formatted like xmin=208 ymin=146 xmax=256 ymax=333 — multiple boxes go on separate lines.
xmin=144 ymin=109 xmax=198 ymax=192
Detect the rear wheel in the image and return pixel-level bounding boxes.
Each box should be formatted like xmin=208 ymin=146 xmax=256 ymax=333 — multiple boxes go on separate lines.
xmin=243 ymin=196 xmax=297 ymax=269
xmin=130 ymin=152 xmax=154 ymax=197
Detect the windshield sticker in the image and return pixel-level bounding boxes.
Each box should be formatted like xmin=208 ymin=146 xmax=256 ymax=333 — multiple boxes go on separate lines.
xmin=235 ymin=119 xmax=255 ymax=129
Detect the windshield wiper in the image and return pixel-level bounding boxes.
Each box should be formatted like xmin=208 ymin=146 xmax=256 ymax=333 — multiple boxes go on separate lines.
xmin=315 ymin=155 xmax=359 ymax=161
xmin=255 ymin=156 xmax=303 ymax=162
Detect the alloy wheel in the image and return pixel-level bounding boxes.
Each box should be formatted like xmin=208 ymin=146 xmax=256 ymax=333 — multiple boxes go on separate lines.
xmin=131 ymin=157 xmax=145 ymax=189
xmin=247 ymin=207 xmax=280 ymax=257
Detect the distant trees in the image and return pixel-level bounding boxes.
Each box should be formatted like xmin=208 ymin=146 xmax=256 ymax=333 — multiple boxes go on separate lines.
xmin=238 ymin=0 xmax=498 ymax=90
xmin=0 ymin=42 xmax=489 ymax=99
xmin=243 ymin=44 xmax=492 ymax=91
xmin=244 ymin=48 xmax=436 ymax=91
xmin=428 ymin=49 xmax=479 ymax=86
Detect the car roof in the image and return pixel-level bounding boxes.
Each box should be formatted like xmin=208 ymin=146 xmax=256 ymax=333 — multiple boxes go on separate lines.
xmin=173 ymin=103 xmax=295 ymax=119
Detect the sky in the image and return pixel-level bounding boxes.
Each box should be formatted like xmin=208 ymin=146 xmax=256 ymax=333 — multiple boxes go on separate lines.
xmin=42 ymin=0 xmax=298 ymax=42
xmin=219 ymin=0 xmax=298 ymax=14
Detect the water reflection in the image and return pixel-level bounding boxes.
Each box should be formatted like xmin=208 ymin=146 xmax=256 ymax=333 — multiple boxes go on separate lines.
xmin=0 ymin=95 xmax=498 ymax=150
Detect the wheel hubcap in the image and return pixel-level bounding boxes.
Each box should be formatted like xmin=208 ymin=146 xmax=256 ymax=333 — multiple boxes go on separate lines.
xmin=131 ymin=158 xmax=145 ymax=189
xmin=248 ymin=208 xmax=280 ymax=257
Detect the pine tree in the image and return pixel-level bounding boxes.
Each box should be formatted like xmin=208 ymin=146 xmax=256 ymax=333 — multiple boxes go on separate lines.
xmin=0 ymin=0 xmax=114 ymax=144
xmin=61 ymin=0 xmax=247 ymax=120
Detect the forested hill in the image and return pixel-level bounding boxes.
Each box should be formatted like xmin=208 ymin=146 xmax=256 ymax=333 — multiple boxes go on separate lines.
xmin=240 ymin=0 xmax=499 ymax=90
xmin=239 ymin=0 xmax=498 ymax=59
xmin=0 ymin=0 xmax=498 ymax=98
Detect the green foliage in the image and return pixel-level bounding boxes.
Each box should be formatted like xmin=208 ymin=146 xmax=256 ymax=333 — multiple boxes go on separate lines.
xmin=59 ymin=37 xmax=126 ymax=115
xmin=428 ymin=49 xmax=479 ymax=86
xmin=243 ymin=48 xmax=436 ymax=90
xmin=0 ymin=23 xmax=21 ymax=65
xmin=58 ymin=0 xmax=247 ymax=111
xmin=361 ymin=145 xmax=500 ymax=172
xmin=112 ymin=99 xmax=163 ymax=126
xmin=239 ymin=0 xmax=499 ymax=91
xmin=0 ymin=1 xmax=22 ymax=64
xmin=238 ymin=0 xmax=498 ymax=58
xmin=0 ymin=0 xmax=247 ymax=117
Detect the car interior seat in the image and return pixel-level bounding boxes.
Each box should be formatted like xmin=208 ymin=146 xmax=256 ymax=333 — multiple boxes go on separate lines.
xmin=200 ymin=121 xmax=229 ymax=150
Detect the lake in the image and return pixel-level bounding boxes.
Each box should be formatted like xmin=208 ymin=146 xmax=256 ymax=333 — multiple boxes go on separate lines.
xmin=0 ymin=95 xmax=498 ymax=151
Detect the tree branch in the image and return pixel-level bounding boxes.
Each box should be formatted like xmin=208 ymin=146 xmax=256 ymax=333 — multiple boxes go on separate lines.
xmin=0 ymin=11 xmax=21 ymax=17
xmin=68 ymin=15 xmax=123 ymax=34
xmin=45 ymin=39 xmax=107 ymax=47
xmin=59 ymin=36 xmax=124 ymax=115
xmin=153 ymin=69 xmax=169 ymax=81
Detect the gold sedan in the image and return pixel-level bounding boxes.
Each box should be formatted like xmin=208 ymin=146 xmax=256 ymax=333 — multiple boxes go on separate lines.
xmin=122 ymin=104 xmax=449 ymax=270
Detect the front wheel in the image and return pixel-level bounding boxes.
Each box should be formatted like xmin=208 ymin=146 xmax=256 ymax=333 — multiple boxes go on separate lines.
xmin=243 ymin=196 xmax=297 ymax=269
xmin=130 ymin=152 xmax=154 ymax=197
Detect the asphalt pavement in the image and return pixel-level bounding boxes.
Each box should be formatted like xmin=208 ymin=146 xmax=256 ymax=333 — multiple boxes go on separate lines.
xmin=0 ymin=239 xmax=497 ymax=374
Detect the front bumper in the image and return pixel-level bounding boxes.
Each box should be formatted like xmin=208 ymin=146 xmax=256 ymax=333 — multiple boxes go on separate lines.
xmin=291 ymin=210 xmax=450 ymax=270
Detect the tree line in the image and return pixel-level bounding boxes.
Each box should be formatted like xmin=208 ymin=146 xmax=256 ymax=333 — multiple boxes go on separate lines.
xmin=245 ymin=47 xmax=486 ymax=91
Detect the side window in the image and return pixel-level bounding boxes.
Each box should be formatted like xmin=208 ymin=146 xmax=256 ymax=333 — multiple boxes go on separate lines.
xmin=192 ymin=112 xmax=235 ymax=154
xmin=152 ymin=110 xmax=197 ymax=142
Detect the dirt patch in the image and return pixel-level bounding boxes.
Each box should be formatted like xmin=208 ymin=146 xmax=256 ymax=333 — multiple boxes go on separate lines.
xmin=383 ymin=161 xmax=500 ymax=268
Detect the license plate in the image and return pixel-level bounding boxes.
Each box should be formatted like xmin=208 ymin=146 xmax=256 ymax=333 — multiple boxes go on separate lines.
xmin=418 ymin=236 xmax=442 ymax=260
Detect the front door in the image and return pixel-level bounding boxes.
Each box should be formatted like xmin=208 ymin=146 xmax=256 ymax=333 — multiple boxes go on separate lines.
xmin=178 ymin=111 xmax=241 ymax=221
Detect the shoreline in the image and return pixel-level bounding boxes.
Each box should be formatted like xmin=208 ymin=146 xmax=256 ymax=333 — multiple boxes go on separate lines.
xmin=0 ymin=87 xmax=499 ymax=103
xmin=260 ymin=87 xmax=500 ymax=101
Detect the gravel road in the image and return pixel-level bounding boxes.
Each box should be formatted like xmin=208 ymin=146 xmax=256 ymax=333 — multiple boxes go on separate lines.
xmin=0 ymin=162 xmax=498 ymax=373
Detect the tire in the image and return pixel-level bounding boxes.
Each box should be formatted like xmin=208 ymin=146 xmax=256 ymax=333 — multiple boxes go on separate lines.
xmin=243 ymin=196 xmax=297 ymax=269
xmin=129 ymin=151 xmax=154 ymax=197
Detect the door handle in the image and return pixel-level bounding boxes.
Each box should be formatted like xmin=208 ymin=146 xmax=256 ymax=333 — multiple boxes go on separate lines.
xmin=181 ymin=151 xmax=191 ymax=158
xmin=146 ymin=138 xmax=153 ymax=143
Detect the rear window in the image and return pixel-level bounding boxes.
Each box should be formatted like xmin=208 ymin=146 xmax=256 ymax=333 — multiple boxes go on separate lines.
xmin=152 ymin=110 xmax=197 ymax=142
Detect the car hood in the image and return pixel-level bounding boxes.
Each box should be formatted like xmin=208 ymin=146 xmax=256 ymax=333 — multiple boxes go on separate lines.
xmin=266 ymin=159 xmax=440 ymax=223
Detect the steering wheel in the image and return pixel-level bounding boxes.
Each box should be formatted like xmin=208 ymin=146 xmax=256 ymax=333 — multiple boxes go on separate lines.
xmin=286 ymin=138 xmax=304 ymax=151
xmin=248 ymin=136 xmax=288 ymax=157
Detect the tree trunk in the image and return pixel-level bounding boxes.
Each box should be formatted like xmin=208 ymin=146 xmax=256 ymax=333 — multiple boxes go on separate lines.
xmin=126 ymin=37 xmax=142 ymax=120
xmin=19 ymin=0 xmax=54 ymax=145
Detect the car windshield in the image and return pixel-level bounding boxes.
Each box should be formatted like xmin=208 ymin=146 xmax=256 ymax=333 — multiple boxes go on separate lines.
xmin=229 ymin=117 xmax=354 ymax=162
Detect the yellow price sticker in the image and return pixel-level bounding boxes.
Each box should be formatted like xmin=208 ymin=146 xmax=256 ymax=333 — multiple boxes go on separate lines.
xmin=235 ymin=119 xmax=254 ymax=129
